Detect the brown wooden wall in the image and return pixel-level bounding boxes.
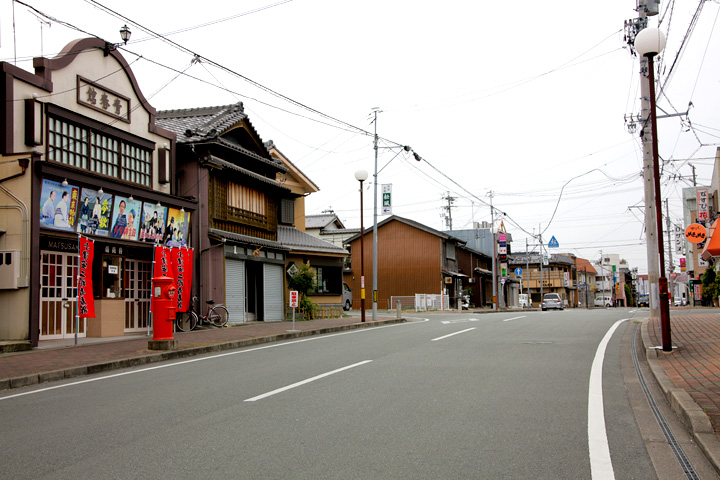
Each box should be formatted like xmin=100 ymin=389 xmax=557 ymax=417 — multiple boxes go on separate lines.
xmin=345 ymin=220 xmax=442 ymax=308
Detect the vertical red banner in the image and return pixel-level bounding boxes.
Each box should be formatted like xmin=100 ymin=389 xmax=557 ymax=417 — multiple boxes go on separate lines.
xmin=170 ymin=247 xmax=194 ymax=312
xmin=153 ymin=245 xmax=172 ymax=278
xmin=78 ymin=237 xmax=95 ymax=318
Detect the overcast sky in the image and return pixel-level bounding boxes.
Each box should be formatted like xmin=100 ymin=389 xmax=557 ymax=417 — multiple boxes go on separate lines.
xmin=2 ymin=0 xmax=719 ymax=274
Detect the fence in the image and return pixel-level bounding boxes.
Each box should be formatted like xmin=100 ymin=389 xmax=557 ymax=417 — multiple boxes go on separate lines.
xmin=390 ymin=294 xmax=451 ymax=312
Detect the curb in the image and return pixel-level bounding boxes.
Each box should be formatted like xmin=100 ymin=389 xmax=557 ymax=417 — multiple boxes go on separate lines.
xmin=0 ymin=318 xmax=407 ymax=392
xmin=640 ymin=318 xmax=720 ymax=475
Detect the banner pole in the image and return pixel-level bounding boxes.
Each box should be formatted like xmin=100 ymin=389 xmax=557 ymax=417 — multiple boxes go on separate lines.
xmin=75 ymin=234 xmax=80 ymax=346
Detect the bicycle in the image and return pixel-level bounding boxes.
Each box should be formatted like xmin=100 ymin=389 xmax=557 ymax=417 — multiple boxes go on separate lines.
xmin=176 ymin=296 xmax=229 ymax=332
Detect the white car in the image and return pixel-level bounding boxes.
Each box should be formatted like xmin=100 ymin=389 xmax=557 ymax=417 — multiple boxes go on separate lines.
xmin=595 ymin=296 xmax=613 ymax=307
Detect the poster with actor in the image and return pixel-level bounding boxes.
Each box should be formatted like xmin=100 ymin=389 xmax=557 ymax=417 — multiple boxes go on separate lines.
xmin=139 ymin=203 xmax=167 ymax=243
xmin=40 ymin=178 xmax=80 ymax=232
xmin=76 ymin=188 xmax=113 ymax=236
xmin=163 ymin=208 xmax=191 ymax=247
xmin=120 ymin=197 xmax=143 ymax=241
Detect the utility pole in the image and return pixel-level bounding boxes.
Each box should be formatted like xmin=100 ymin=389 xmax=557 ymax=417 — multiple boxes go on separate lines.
xmin=625 ymin=1 xmax=659 ymax=317
xmin=441 ymin=192 xmax=456 ymax=230
xmin=539 ymin=227 xmax=544 ymax=300
xmin=666 ymin=199 xmax=674 ymax=302
xmin=489 ymin=191 xmax=497 ymax=311
xmin=372 ymin=109 xmax=379 ymax=322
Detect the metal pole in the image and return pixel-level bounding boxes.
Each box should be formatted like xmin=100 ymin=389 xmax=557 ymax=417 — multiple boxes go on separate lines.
xmin=359 ymin=179 xmax=366 ymax=323
xmin=646 ymin=52 xmax=672 ymax=351
xmin=490 ymin=192 xmax=497 ymax=311
xmin=666 ymin=198 xmax=675 ymax=304
xmin=372 ymin=110 xmax=379 ymax=321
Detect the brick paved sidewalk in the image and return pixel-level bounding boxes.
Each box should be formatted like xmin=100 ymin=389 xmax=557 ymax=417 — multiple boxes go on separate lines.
xmin=646 ymin=312 xmax=720 ymax=441
xmin=0 ymin=315 xmax=401 ymax=389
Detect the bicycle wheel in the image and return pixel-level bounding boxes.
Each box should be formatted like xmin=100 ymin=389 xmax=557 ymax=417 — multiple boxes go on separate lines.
xmin=208 ymin=305 xmax=229 ymax=327
xmin=176 ymin=311 xmax=198 ymax=332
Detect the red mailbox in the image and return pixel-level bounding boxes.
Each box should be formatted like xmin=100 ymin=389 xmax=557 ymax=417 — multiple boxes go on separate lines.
xmin=152 ymin=275 xmax=176 ymax=341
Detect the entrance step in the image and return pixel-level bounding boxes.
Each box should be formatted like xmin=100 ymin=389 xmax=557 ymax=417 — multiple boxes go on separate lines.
xmin=0 ymin=341 xmax=33 ymax=354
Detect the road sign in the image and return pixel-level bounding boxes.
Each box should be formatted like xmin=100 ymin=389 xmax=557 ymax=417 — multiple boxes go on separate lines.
xmin=514 ymin=268 xmax=523 ymax=276
xmin=289 ymin=290 xmax=299 ymax=308
xmin=548 ymin=236 xmax=559 ymax=248
xmin=382 ymin=184 xmax=392 ymax=215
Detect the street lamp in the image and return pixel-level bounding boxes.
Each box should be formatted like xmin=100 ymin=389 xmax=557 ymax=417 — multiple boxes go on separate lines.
xmin=355 ymin=169 xmax=368 ymax=323
xmin=635 ymin=27 xmax=672 ymax=351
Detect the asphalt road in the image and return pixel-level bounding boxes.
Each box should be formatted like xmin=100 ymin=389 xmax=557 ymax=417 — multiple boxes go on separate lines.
xmin=1 ymin=309 xmax=718 ymax=479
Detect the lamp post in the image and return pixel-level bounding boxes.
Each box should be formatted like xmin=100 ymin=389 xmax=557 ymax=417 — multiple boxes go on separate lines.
xmin=355 ymin=169 xmax=368 ymax=322
xmin=635 ymin=27 xmax=672 ymax=351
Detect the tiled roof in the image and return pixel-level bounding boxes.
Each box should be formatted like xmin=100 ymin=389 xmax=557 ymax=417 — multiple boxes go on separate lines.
xmin=208 ymin=228 xmax=285 ymax=250
xmin=157 ymin=103 xmax=248 ymax=142
xmin=305 ymin=214 xmax=339 ymax=229
xmin=277 ymin=226 xmax=347 ymax=255
xmin=156 ymin=103 xmax=285 ymax=172
xmin=206 ymin=156 xmax=289 ymax=192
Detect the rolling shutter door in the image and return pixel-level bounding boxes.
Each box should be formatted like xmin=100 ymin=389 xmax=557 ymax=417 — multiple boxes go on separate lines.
xmin=264 ymin=263 xmax=284 ymax=322
xmin=225 ymin=259 xmax=245 ymax=323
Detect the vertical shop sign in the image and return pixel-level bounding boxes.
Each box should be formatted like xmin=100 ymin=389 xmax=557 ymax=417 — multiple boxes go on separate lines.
xmin=153 ymin=245 xmax=171 ymax=277
xmin=170 ymin=247 xmax=194 ymax=312
xmin=78 ymin=236 xmax=95 ymax=318
xmin=697 ymin=188 xmax=709 ymax=222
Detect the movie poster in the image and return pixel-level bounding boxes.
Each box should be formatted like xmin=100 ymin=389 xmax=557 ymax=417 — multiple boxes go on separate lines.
xmin=139 ymin=203 xmax=167 ymax=243
xmin=76 ymin=188 xmax=113 ymax=236
xmin=109 ymin=195 xmax=142 ymax=240
xmin=40 ymin=179 xmax=80 ymax=232
xmin=163 ymin=208 xmax=191 ymax=247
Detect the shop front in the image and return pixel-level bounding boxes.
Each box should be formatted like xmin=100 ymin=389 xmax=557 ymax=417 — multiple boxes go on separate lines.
xmin=37 ymin=174 xmax=194 ymax=340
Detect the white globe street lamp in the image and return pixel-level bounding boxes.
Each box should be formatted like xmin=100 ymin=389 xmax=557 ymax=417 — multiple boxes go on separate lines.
xmin=636 ymin=27 xmax=672 ymax=351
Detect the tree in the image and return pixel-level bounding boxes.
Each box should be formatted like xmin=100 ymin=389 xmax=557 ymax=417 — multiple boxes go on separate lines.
xmin=287 ymin=264 xmax=317 ymax=319
xmin=701 ymin=267 xmax=717 ymax=306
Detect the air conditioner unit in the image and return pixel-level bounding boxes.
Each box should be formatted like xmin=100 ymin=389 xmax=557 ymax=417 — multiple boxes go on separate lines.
xmin=0 ymin=250 xmax=20 ymax=289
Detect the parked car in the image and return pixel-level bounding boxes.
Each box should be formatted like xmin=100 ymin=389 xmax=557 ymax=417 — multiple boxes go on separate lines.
xmin=541 ymin=293 xmax=564 ymax=311
xmin=342 ymin=282 xmax=353 ymax=311
xmin=595 ymin=296 xmax=613 ymax=307
xmin=637 ymin=294 xmax=649 ymax=307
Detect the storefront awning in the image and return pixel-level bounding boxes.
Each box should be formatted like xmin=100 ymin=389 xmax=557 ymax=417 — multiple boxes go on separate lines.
xmin=702 ymin=218 xmax=720 ymax=260
xmin=474 ymin=267 xmax=493 ymax=276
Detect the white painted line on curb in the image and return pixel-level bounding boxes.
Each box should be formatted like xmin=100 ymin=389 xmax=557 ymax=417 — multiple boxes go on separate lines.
xmin=431 ymin=328 xmax=476 ymax=342
xmin=503 ymin=316 xmax=527 ymax=322
xmin=588 ymin=318 xmax=627 ymax=480
xmin=244 ymin=360 xmax=373 ymax=402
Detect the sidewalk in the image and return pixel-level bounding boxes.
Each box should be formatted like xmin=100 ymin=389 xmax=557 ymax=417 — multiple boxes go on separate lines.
xmin=0 ymin=313 xmax=404 ymax=390
xmin=643 ymin=312 xmax=720 ymax=472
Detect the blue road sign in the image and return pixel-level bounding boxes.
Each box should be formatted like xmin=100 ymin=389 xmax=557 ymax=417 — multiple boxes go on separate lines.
xmin=548 ymin=236 xmax=559 ymax=248
xmin=515 ymin=268 xmax=523 ymax=276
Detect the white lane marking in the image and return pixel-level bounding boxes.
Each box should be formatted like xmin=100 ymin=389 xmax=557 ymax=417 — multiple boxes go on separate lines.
xmin=441 ymin=318 xmax=482 ymax=324
xmin=588 ymin=318 xmax=627 ymax=480
xmin=431 ymin=328 xmax=476 ymax=342
xmin=503 ymin=316 xmax=527 ymax=322
xmin=0 ymin=319 xmax=429 ymax=402
xmin=244 ymin=360 xmax=372 ymax=402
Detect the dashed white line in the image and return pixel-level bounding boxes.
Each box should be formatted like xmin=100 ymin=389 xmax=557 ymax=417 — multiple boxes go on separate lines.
xmin=503 ymin=316 xmax=527 ymax=322
xmin=431 ymin=328 xmax=476 ymax=342
xmin=244 ymin=360 xmax=372 ymax=402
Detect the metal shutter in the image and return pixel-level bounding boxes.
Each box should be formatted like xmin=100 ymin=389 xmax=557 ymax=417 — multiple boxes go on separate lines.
xmin=225 ymin=259 xmax=245 ymax=323
xmin=264 ymin=263 xmax=284 ymax=322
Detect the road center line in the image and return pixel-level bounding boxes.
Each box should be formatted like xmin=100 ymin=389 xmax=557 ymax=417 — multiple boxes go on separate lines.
xmin=244 ymin=360 xmax=372 ymax=402
xmin=431 ymin=328 xmax=476 ymax=342
xmin=503 ymin=316 xmax=527 ymax=322
xmin=588 ymin=318 xmax=627 ymax=480
xmin=0 ymin=320 xmax=429 ymax=402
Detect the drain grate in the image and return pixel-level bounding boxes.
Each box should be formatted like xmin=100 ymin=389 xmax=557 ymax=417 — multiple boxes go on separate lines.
xmin=632 ymin=325 xmax=700 ymax=480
